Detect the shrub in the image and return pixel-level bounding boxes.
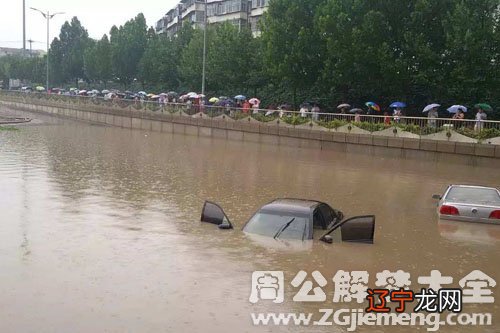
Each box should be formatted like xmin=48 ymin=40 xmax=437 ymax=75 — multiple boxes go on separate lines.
xmin=282 ymin=115 xmax=310 ymax=126
xmin=316 ymin=119 xmax=347 ymax=129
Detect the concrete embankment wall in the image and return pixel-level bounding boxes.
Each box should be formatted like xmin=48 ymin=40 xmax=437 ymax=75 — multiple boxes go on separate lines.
xmin=2 ymin=98 xmax=499 ymax=167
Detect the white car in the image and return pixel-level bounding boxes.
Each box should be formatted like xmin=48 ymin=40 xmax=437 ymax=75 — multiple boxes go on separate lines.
xmin=433 ymin=185 xmax=500 ymax=224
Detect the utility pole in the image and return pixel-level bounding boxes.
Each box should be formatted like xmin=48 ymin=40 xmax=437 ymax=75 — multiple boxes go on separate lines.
xmin=30 ymin=7 xmax=64 ymax=92
xmin=201 ymin=0 xmax=207 ymax=96
xmin=23 ymin=0 xmax=26 ymax=55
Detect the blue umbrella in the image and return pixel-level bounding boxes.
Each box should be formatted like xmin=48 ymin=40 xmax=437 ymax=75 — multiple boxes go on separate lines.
xmin=390 ymin=102 xmax=407 ymax=108
xmin=447 ymin=105 xmax=467 ymax=113
xmin=234 ymin=95 xmax=246 ymax=100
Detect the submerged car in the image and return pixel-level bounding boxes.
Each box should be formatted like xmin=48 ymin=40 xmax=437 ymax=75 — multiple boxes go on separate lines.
xmin=433 ymin=185 xmax=500 ymax=224
xmin=200 ymin=198 xmax=375 ymax=244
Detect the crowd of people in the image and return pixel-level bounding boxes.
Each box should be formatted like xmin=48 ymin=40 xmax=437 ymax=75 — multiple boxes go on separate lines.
xmin=20 ymin=87 xmax=495 ymax=131
xmin=330 ymin=102 xmax=492 ymax=131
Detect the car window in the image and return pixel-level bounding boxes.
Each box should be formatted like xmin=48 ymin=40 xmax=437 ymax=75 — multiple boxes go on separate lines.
xmin=313 ymin=208 xmax=326 ymax=229
xmin=446 ymin=187 xmax=500 ymax=205
xmin=319 ymin=204 xmax=335 ymax=225
xmin=243 ymin=213 xmax=308 ymax=240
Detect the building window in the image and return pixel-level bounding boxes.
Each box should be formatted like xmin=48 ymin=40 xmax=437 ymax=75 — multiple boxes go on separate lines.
xmin=220 ymin=0 xmax=245 ymax=14
xmin=252 ymin=0 xmax=266 ymax=8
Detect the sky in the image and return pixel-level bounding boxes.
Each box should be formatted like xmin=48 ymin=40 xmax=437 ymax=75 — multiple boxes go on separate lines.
xmin=0 ymin=0 xmax=179 ymax=50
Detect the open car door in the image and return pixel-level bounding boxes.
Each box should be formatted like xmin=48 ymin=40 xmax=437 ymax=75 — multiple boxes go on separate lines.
xmin=320 ymin=215 xmax=375 ymax=244
xmin=200 ymin=201 xmax=233 ymax=229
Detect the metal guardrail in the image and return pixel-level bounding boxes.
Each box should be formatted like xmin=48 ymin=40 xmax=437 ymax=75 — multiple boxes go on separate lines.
xmin=2 ymin=91 xmax=500 ymax=141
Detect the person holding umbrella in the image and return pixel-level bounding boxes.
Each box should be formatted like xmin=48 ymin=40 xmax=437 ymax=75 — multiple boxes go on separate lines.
xmin=448 ymin=105 xmax=467 ymax=122
xmin=452 ymin=109 xmax=465 ymax=120
xmin=249 ymin=98 xmax=261 ymax=114
xmin=365 ymin=102 xmax=381 ymax=115
xmin=423 ymin=103 xmax=440 ymax=128
xmin=448 ymin=105 xmax=467 ymax=119
xmin=390 ymin=102 xmax=406 ymax=124
xmin=337 ymin=103 xmax=350 ymax=114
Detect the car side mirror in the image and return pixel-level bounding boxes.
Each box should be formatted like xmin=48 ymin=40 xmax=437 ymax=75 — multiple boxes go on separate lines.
xmin=218 ymin=221 xmax=232 ymax=229
xmin=321 ymin=235 xmax=333 ymax=244
xmin=200 ymin=201 xmax=233 ymax=229
xmin=432 ymin=194 xmax=441 ymax=200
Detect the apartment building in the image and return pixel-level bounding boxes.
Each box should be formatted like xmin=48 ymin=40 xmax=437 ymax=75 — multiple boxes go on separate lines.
xmin=155 ymin=0 xmax=269 ymax=37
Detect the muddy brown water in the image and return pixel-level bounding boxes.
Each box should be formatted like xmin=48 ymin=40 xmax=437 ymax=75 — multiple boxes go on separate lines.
xmin=0 ymin=108 xmax=499 ymax=332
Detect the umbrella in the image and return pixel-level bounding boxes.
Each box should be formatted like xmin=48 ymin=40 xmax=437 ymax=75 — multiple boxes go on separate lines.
xmin=389 ymin=101 xmax=407 ymax=108
xmin=209 ymin=97 xmax=219 ymax=103
xmin=219 ymin=100 xmax=234 ymax=107
xmin=101 ymin=89 xmax=110 ymax=94
xmin=337 ymin=103 xmax=351 ymax=109
xmin=219 ymin=96 xmax=229 ymax=100
xmin=151 ymin=95 xmax=160 ymax=99
xmin=349 ymin=108 xmax=363 ymax=113
xmin=125 ymin=90 xmax=133 ymax=95
xmin=198 ymin=94 xmax=206 ymax=98
xmin=234 ymin=95 xmax=246 ymax=100
xmin=474 ymin=103 xmax=493 ymax=112
xmin=35 ymin=86 xmax=45 ymax=91
xmin=159 ymin=92 xmax=168 ymax=96
xmin=137 ymin=91 xmax=147 ymax=95
xmin=423 ymin=103 xmax=440 ymax=113
xmin=365 ymin=102 xmax=381 ymax=112
xmin=447 ymin=105 xmax=467 ymax=113
xmin=69 ymin=87 xmax=78 ymax=91
xmin=167 ymin=91 xmax=178 ymax=97
xmin=248 ymin=98 xmax=260 ymax=105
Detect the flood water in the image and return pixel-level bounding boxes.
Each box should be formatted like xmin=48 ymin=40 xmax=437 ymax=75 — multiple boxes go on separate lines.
xmin=1 ymin=108 xmax=499 ymax=333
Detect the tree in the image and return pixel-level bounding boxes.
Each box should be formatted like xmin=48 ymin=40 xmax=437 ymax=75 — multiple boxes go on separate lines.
xmin=84 ymin=34 xmax=112 ymax=86
xmin=96 ymin=34 xmax=113 ymax=86
xmin=179 ymin=28 xmax=206 ymax=92
xmin=260 ymin=0 xmax=327 ymax=106
xmin=205 ymin=23 xmax=255 ymax=95
xmin=139 ymin=34 xmax=180 ymax=91
xmin=83 ymin=39 xmax=98 ymax=83
xmin=110 ymin=13 xmax=148 ymax=87
xmin=442 ymin=0 xmax=500 ymax=106
xmin=50 ymin=17 xmax=91 ymax=86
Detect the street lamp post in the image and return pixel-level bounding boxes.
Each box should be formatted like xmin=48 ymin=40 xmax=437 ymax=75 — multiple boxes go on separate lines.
xmin=201 ymin=0 xmax=207 ymax=96
xmin=30 ymin=7 xmax=64 ymax=93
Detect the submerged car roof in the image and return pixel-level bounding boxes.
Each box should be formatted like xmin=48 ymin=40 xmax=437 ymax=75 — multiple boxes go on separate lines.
xmin=259 ymin=198 xmax=323 ymax=216
xmin=448 ymin=185 xmax=499 ymax=191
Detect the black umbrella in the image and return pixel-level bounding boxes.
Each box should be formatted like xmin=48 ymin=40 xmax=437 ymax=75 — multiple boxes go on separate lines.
xmin=349 ymin=108 xmax=363 ymax=113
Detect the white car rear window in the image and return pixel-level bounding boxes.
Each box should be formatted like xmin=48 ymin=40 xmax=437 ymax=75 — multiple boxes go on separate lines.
xmin=446 ymin=187 xmax=500 ymax=205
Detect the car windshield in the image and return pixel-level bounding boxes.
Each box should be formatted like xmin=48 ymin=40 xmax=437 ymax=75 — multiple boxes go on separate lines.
xmin=446 ymin=187 xmax=500 ymax=205
xmin=243 ymin=212 xmax=308 ymax=240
